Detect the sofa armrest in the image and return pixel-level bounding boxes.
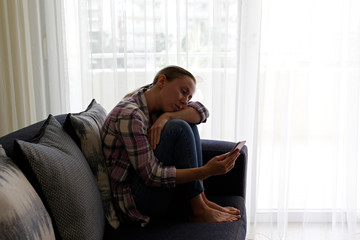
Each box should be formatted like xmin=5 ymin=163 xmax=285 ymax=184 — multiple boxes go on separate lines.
xmin=201 ymin=139 xmax=248 ymax=199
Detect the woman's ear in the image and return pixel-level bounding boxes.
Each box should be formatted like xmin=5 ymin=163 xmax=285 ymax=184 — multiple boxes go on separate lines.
xmin=157 ymin=75 xmax=167 ymax=89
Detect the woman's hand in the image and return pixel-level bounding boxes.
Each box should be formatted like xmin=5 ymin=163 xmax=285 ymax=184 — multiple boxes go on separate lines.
xmin=148 ymin=113 xmax=170 ymax=150
xmin=175 ymin=150 xmax=240 ymax=185
xmin=203 ymin=150 xmax=240 ymax=178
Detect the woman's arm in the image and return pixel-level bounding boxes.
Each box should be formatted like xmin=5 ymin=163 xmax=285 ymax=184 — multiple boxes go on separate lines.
xmin=165 ymin=106 xmax=202 ymax=124
xmin=148 ymin=105 xmax=207 ymax=149
xmin=116 ymin=113 xmax=177 ymax=188
xmin=175 ymin=150 xmax=240 ymax=185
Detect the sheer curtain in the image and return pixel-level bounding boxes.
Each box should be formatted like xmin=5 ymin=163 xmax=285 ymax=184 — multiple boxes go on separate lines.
xmin=63 ymin=0 xmax=257 ymax=142
xmin=1 ymin=0 xmax=359 ymax=239
xmin=64 ymin=0 xmax=360 ymax=239
xmin=0 ymin=0 xmax=68 ymax=137
xmin=253 ymin=0 xmax=360 ymax=239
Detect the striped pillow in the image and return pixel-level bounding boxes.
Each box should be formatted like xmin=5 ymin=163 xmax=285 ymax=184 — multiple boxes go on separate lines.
xmin=0 ymin=145 xmax=55 ymax=240
xmin=64 ymin=99 xmax=120 ymax=229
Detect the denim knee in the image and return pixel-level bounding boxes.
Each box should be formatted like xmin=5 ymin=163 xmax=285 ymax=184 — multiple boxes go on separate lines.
xmin=164 ymin=119 xmax=193 ymax=134
xmin=155 ymin=119 xmax=205 ymax=200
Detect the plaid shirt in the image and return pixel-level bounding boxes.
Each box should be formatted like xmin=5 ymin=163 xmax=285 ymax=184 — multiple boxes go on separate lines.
xmin=101 ymin=88 xmax=209 ymax=226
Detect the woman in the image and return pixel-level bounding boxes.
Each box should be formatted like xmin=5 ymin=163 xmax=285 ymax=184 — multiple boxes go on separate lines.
xmin=101 ymin=65 xmax=240 ymax=227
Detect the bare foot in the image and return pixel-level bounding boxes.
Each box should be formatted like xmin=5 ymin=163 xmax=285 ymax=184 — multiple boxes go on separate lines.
xmin=189 ymin=205 xmax=240 ymax=223
xmin=187 ymin=193 xmax=240 ymax=223
xmin=201 ymin=193 xmax=240 ymax=215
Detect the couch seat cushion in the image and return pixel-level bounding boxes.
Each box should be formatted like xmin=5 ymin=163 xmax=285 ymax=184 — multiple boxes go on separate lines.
xmin=103 ymin=195 xmax=247 ymax=240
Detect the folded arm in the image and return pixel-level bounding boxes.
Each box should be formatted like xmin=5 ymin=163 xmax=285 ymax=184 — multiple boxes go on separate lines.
xmin=149 ymin=101 xmax=209 ymax=149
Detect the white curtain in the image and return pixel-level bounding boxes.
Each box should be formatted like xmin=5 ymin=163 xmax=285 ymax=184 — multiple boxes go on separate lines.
xmin=63 ymin=0 xmax=256 ymax=142
xmin=1 ymin=0 xmax=359 ymax=239
xmin=0 ymin=0 xmax=68 ymax=137
xmin=65 ymin=1 xmax=359 ymax=239
xmin=63 ymin=1 xmax=360 ymax=238
xmin=252 ymin=0 xmax=360 ymax=239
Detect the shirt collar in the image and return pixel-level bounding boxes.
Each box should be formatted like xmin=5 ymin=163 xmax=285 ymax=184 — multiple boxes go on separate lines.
xmin=132 ymin=88 xmax=151 ymax=124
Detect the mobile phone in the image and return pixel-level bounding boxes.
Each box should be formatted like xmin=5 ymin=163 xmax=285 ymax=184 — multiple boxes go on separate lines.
xmin=228 ymin=140 xmax=246 ymax=156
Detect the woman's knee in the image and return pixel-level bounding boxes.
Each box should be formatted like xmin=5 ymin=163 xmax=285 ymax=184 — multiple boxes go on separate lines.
xmin=163 ymin=119 xmax=193 ymax=136
xmin=161 ymin=119 xmax=201 ymax=150
xmin=165 ymin=119 xmax=190 ymax=129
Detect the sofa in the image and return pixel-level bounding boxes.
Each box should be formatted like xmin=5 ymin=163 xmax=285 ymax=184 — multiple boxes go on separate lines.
xmin=0 ymin=99 xmax=248 ymax=240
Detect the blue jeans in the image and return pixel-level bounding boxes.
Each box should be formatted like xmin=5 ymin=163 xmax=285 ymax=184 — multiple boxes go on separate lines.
xmin=130 ymin=119 xmax=204 ymax=218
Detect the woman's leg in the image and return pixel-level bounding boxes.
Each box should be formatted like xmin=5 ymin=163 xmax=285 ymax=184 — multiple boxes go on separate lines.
xmin=159 ymin=120 xmax=239 ymax=222
xmin=131 ymin=119 xmax=203 ymax=218
xmin=188 ymin=123 xmax=203 ymax=168
xmin=188 ymin=123 xmax=240 ymax=216
xmin=160 ymin=120 xmax=240 ymax=221
xmin=154 ymin=120 xmax=204 ymax=200
xmin=131 ymin=119 xmax=239 ymax=222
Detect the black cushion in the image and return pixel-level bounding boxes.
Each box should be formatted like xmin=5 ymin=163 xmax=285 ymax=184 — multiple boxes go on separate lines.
xmin=103 ymin=195 xmax=246 ymax=240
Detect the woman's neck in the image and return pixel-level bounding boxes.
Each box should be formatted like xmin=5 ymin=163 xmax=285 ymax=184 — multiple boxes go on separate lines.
xmin=144 ymin=87 xmax=161 ymax=113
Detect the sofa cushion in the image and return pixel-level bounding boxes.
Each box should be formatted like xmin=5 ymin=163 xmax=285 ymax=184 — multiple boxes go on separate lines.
xmin=14 ymin=115 xmax=104 ymax=240
xmin=64 ymin=99 xmax=120 ymax=229
xmin=0 ymin=145 xmax=55 ymax=240
xmin=103 ymin=195 xmax=247 ymax=240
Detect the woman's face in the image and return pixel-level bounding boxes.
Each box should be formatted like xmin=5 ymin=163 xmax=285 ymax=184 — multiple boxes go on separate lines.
xmin=159 ymin=75 xmax=196 ymax=112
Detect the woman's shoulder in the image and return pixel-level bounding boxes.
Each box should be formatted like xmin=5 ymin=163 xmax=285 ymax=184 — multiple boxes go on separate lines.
xmin=111 ymin=101 xmax=140 ymax=117
xmin=106 ymin=99 xmax=145 ymax=121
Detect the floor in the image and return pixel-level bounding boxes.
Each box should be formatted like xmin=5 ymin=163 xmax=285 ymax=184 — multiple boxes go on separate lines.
xmin=246 ymin=223 xmax=360 ymax=240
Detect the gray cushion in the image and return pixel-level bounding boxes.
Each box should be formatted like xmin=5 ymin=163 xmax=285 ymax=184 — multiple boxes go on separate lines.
xmin=15 ymin=115 xmax=104 ymax=240
xmin=0 ymin=145 xmax=55 ymax=240
xmin=65 ymin=99 xmax=120 ymax=229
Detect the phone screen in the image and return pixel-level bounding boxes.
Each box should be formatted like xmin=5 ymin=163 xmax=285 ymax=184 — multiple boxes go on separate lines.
xmin=228 ymin=141 xmax=246 ymax=156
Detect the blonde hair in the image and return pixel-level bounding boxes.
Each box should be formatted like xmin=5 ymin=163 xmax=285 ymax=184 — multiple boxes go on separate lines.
xmin=124 ymin=65 xmax=196 ymax=98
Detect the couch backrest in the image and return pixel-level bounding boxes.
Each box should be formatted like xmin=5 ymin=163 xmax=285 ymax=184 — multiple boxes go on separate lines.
xmin=0 ymin=115 xmax=67 ymax=159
